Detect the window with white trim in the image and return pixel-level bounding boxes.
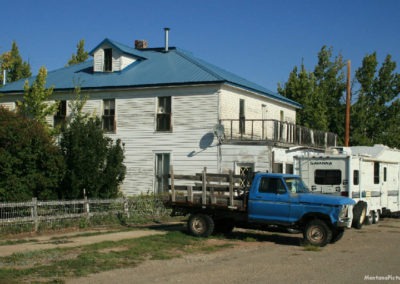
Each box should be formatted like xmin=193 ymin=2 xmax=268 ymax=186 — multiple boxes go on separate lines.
xmin=156 ymin=96 xmax=172 ymax=131
xmin=103 ymin=99 xmax=115 ymax=132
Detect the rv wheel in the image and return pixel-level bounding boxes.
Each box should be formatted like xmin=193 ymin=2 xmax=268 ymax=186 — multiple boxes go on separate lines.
xmin=352 ymin=201 xmax=367 ymax=229
xmin=364 ymin=212 xmax=373 ymax=225
xmin=372 ymin=211 xmax=380 ymax=224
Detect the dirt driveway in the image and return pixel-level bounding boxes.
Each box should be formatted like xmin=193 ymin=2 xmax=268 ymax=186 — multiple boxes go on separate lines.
xmin=65 ymin=218 xmax=400 ymax=284
xmin=3 ymin=219 xmax=400 ymax=283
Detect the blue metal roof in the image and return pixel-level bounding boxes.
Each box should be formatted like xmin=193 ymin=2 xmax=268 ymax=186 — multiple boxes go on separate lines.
xmin=0 ymin=39 xmax=301 ymax=108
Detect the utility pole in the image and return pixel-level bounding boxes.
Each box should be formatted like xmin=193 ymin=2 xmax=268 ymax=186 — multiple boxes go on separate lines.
xmin=344 ymin=60 xmax=351 ymax=146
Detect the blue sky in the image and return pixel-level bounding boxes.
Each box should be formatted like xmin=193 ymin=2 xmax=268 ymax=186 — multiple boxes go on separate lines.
xmin=2 ymin=0 xmax=399 ymax=92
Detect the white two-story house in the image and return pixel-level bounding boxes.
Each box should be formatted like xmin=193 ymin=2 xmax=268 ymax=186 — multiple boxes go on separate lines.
xmin=0 ymin=35 xmax=336 ymax=195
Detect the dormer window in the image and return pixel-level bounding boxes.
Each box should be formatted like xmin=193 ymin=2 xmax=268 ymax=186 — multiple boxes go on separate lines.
xmin=91 ymin=39 xmax=147 ymax=72
xmin=104 ymin=48 xmax=112 ymax=72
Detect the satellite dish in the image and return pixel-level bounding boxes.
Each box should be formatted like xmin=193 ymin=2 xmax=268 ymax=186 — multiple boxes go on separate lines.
xmin=213 ymin=124 xmax=225 ymax=144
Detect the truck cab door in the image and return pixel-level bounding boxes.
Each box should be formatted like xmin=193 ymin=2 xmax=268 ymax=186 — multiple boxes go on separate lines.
xmin=248 ymin=177 xmax=291 ymax=223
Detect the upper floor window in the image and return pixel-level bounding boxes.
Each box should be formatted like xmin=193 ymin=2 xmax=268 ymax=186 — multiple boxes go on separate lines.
xmin=157 ymin=96 xmax=171 ymax=131
xmin=104 ymin=48 xmax=112 ymax=72
xmin=54 ymin=100 xmax=67 ymax=128
xmin=103 ymin=99 xmax=115 ymax=132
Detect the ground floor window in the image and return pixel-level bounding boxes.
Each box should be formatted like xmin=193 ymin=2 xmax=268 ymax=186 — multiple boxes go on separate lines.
xmin=155 ymin=153 xmax=170 ymax=194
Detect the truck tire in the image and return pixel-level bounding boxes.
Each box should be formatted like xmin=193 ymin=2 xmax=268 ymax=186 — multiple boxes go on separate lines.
xmin=372 ymin=211 xmax=380 ymax=224
xmin=188 ymin=213 xmax=214 ymax=237
xmin=303 ymin=219 xmax=333 ymax=247
xmin=352 ymin=201 xmax=367 ymax=229
xmin=331 ymin=228 xmax=344 ymax=243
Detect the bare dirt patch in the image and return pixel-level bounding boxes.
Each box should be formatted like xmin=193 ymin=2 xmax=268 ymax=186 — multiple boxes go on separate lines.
xmin=66 ymin=218 xmax=400 ymax=284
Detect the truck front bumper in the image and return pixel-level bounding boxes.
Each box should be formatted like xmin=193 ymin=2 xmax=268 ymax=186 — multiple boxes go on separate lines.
xmin=337 ymin=217 xmax=352 ymax=228
xmin=336 ymin=205 xmax=353 ymax=228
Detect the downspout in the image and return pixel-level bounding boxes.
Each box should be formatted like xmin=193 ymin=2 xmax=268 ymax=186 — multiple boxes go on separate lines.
xmin=217 ymin=90 xmax=222 ymax=173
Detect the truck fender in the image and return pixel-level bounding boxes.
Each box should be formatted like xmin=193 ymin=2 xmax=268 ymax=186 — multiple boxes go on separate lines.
xmin=298 ymin=212 xmax=333 ymax=228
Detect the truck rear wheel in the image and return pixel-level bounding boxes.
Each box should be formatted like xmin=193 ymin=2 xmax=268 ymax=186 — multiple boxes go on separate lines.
xmin=188 ymin=213 xmax=214 ymax=237
xmin=303 ymin=219 xmax=332 ymax=247
xmin=352 ymin=201 xmax=367 ymax=229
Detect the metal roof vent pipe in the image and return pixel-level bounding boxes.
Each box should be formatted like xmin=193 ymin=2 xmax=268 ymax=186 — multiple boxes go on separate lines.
xmin=164 ymin=27 xmax=170 ymax=52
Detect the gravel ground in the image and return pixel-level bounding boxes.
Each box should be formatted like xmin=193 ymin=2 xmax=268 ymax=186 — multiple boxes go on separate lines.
xmin=64 ymin=218 xmax=400 ymax=284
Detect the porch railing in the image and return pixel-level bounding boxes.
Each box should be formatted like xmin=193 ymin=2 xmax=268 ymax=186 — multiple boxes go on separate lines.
xmin=219 ymin=119 xmax=337 ymax=148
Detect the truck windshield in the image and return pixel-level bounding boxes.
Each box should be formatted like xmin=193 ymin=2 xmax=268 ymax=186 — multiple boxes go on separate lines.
xmin=284 ymin=177 xmax=309 ymax=193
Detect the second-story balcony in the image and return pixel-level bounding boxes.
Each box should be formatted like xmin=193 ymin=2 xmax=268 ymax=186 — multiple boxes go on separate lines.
xmin=219 ymin=119 xmax=337 ymax=148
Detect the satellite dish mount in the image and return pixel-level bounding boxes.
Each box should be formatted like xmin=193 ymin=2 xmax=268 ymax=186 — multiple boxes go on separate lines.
xmin=213 ymin=124 xmax=225 ymax=145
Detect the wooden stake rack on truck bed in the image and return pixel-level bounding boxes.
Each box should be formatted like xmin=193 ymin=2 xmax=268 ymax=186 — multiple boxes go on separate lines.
xmin=167 ymin=167 xmax=248 ymax=211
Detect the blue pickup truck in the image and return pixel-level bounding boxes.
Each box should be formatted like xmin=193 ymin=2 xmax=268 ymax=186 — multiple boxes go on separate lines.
xmin=166 ymin=172 xmax=355 ymax=247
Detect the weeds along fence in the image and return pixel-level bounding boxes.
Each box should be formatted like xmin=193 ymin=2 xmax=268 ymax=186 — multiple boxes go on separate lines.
xmin=0 ymin=195 xmax=170 ymax=234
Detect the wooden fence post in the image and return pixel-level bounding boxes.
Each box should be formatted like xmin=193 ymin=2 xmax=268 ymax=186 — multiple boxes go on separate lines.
xmin=124 ymin=198 xmax=130 ymax=218
xmin=84 ymin=196 xmax=89 ymax=219
xmin=32 ymin=198 xmax=39 ymax=232
xmin=187 ymin=186 xmax=193 ymax=203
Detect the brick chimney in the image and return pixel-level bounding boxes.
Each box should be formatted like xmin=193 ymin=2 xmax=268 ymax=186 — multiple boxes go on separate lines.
xmin=135 ymin=40 xmax=148 ymax=49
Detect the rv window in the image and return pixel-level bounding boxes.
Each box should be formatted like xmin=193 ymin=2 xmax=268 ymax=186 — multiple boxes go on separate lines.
xmin=353 ymin=170 xmax=359 ymax=185
xmin=314 ymin=170 xmax=341 ymax=185
xmin=374 ymin=162 xmax=380 ymax=184
xmin=384 ymin=167 xmax=387 ymax=182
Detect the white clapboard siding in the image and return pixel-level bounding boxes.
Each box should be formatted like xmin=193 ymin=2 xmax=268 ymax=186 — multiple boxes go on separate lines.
xmin=102 ymin=85 xmax=221 ymax=195
xmin=220 ymin=144 xmax=270 ymax=174
xmin=219 ymin=85 xmax=296 ymax=122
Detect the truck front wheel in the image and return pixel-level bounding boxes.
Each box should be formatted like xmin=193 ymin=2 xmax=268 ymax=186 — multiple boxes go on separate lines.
xmin=303 ymin=219 xmax=333 ymax=247
xmin=188 ymin=213 xmax=215 ymax=237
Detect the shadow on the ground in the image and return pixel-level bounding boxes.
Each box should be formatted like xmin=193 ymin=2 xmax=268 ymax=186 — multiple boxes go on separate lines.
xmin=136 ymin=222 xmax=303 ymax=247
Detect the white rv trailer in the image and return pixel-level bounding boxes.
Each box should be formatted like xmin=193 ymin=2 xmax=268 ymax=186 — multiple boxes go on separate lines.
xmin=294 ymin=145 xmax=400 ymax=229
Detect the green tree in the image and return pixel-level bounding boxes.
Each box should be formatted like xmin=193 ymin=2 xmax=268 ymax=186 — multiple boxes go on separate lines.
xmin=313 ymin=46 xmax=346 ymax=140
xmin=17 ymin=66 xmax=58 ymax=126
xmin=0 ymin=107 xmax=65 ymax=201
xmin=352 ymin=53 xmax=400 ymax=147
xmin=59 ymin=115 xmax=126 ymax=199
xmin=279 ymin=46 xmax=348 ymax=144
xmin=67 ymin=39 xmax=89 ymax=66
xmin=278 ymin=62 xmax=328 ymax=130
xmin=0 ymin=41 xmax=31 ymax=85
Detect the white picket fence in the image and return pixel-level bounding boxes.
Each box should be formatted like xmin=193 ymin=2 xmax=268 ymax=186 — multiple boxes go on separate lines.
xmin=0 ymin=196 xmax=168 ymax=232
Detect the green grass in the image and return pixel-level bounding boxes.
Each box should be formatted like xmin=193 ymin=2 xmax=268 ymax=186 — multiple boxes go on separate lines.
xmin=0 ymin=239 xmax=39 ymax=246
xmin=302 ymin=244 xmax=321 ymax=252
xmin=0 ymin=231 xmax=234 ymax=284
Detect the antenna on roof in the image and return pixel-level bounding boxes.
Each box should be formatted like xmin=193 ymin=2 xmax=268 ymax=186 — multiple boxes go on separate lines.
xmin=164 ymin=27 xmax=170 ymax=52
